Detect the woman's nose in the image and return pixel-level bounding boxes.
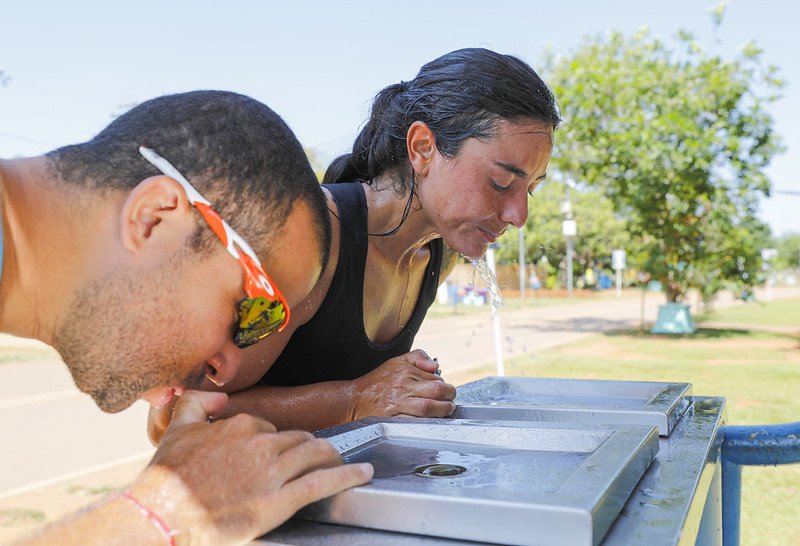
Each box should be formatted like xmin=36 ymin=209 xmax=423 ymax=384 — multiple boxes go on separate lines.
xmin=500 ymin=192 xmax=529 ymax=229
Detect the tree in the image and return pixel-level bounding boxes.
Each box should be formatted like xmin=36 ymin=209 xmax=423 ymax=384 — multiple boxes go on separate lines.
xmin=304 ymin=148 xmax=327 ymax=182
xmin=545 ymin=12 xmax=784 ymax=303
xmin=774 ymin=232 xmax=800 ymax=271
xmin=496 ymin=182 xmax=633 ymax=284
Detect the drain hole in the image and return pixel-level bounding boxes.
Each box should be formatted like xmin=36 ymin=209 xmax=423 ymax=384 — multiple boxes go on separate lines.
xmin=412 ymin=463 xmax=467 ymax=478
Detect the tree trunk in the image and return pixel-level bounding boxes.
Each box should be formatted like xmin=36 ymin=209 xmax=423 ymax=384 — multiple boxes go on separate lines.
xmin=664 ymin=280 xmax=683 ymax=304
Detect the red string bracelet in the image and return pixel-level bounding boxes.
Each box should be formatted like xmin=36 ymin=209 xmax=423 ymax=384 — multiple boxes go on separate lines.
xmin=116 ymin=491 xmax=177 ymax=546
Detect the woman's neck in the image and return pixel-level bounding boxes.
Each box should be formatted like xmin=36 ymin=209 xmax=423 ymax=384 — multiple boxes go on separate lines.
xmin=362 ymin=176 xmax=439 ymax=266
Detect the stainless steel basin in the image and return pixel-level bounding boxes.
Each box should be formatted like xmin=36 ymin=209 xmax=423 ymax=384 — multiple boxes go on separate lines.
xmin=297 ymin=417 xmax=659 ymax=546
xmin=454 ymin=377 xmax=692 ymax=436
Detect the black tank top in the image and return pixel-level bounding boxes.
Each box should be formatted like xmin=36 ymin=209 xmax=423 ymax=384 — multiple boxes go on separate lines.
xmin=257 ymin=182 xmax=443 ymax=386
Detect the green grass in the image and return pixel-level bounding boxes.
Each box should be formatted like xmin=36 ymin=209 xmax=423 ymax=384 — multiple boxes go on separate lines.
xmin=452 ymin=307 xmax=799 ymax=545
xmin=65 ymin=484 xmax=121 ymax=497
xmin=0 ymin=508 xmax=46 ymax=527
xmin=697 ymin=297 xmax=800 ymax=328
xmin=0 ymin=346 xmax=59 ymax=364
xmin=491 ymin=329 xmax=800 ymax=425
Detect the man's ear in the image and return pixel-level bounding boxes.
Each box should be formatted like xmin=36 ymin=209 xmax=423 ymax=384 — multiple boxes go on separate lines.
xmin=406 ymin=121 xmax=438 ymax=177
xmin=119 ymin=175 xmax=194 ymax=253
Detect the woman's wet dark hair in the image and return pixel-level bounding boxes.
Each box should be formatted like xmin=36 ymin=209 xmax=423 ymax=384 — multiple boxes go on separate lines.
xmin=323 ymin=47 xmax=560 ymax=189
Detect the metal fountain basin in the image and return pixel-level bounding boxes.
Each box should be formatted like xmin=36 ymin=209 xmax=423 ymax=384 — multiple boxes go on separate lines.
xmin=297 ymin=417 xmax=659 ymax=546
xmin=454 ymin=376 xmax=692 ymax=436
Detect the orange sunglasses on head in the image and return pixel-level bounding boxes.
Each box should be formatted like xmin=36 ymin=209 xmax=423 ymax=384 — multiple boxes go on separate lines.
xmin=139 ymin=146 xmax=290 ymax=348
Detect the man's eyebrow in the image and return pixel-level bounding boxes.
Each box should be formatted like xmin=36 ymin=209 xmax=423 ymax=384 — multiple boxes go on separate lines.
xmin=493 ymin=160 xmax=529 ymax=179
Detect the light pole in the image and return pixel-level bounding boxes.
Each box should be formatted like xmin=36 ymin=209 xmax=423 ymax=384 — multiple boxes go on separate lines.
xmin=612 ymin=249 xmax=627 ymax=299
xmin=761 ymin=248 xmax=778 ymax=302
xmin=560 ymin=177 xmax=578 ymax=297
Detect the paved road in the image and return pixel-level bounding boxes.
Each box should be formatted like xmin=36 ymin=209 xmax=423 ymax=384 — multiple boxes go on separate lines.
xmin=414 ymin=287 xmax=800 ymax=376
xmin=2 ymin=286 xmax=798 ymax=496
xmin=0 ymin=343 xmax=153 ymax=496
xmin=414 ymin=291 xmax=663 ymax=376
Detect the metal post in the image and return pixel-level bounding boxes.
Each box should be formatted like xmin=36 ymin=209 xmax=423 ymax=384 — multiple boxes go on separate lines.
xmin=560 ymin=177 xmax=577 ymax=299
xmin=640 ymin=285 xmax=646 ymax=330
xmin=721 ymin=458 xmax=742 ymax=546
xmin=616 ymin=269 xmax=622 ymax=299
xmin=566 ymin=237 xmax=574 ymax=298
xmin=719 ymin=422 xmax=800 ymax=545
xmin=518 ymin=228 xmax=526 ymax=301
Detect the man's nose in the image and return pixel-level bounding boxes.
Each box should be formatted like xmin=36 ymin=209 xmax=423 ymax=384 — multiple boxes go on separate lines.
xmin=205 ymin=340 xmax=243 ymax=387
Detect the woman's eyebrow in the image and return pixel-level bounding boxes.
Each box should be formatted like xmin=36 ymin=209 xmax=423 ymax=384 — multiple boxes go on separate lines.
xmin=493 ymin=160 xmax=529 ymax=179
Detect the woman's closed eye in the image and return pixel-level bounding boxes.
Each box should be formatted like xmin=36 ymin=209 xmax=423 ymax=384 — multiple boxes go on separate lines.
xmin=489 ymin=179 xmax=511 ymax=192
xmin=527 ymin=176 xmax=547 ymax=196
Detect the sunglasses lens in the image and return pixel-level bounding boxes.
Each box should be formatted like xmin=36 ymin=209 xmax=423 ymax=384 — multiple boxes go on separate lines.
xmin=233 ymin=296 xmax=287 ymax=348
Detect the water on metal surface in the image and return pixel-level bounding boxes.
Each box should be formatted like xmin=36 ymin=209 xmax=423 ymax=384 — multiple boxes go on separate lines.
xmin=260 ymin=398 xmax=726 ymax=546
xmin=412 ymin=463 xmax=468 ymax=478
xmin=299 ymin=417 xmax=659 ymax=546
xmin=454 ymin=376 xmax=692 ymax=436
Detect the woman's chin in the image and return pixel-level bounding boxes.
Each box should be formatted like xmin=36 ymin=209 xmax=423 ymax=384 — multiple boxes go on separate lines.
xmin=452 ymin=242 xmax=488 ymax=260
xmin=441 ymin=232 xmax=490 ymax=260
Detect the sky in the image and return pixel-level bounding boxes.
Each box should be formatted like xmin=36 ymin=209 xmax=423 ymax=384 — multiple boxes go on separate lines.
xmin=1 ymin=0 xmax=798 ymax=236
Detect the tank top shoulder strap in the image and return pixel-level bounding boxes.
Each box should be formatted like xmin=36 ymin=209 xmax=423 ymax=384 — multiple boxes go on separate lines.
xmin=320 ymin=181 xmax=369 ymax=306
xmin=323 ymin=182 xmax=368 ymax=235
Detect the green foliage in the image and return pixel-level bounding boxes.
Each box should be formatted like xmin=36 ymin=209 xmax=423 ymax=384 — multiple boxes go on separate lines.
xmin=546 ymin=25 xmax=784 ymax=302
xmin=497 ymin=183 xmax=634 ymax=281
xmin=773 ymin=232 xmax=800 ymax=270
xmin=708 ymin=2 xmax=727 ymax=30
xmin=304 ymin=148 xmax=327 ymax=182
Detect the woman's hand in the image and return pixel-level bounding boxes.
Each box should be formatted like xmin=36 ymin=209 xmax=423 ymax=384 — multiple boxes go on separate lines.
xmin=350 ymin=349 xmax=457 ymax=420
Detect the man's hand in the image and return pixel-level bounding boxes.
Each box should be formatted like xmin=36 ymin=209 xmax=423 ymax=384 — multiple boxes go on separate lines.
xmin=146 ymin=397 xmax=177 ymax=446
xmin=350 ymin=350 xmax=456 ymax=420
xmin=132 ymin=391 xmax=373 ymax=546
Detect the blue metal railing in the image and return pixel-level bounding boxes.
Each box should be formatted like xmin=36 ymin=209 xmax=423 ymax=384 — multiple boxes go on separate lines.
xmin=720 ymin=422 xmax=800 ymax=545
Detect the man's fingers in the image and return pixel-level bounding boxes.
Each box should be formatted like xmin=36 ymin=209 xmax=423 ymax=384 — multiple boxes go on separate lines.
xmin=275 ymin=438 xmax=345 ymax=482
xmin=279 ymin=463 xmax=373 ymax=513
xmin=146 ymin=403 xmax=174 ymax=446
xmin=253 ymin=430 xmax=316 ymax=458
xmin=168 ymin=390 xmax=229 ymax=430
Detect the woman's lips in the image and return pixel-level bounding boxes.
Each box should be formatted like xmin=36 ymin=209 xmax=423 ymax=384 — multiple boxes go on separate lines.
xmin=476 ymin=226 xmax=501 ymax=243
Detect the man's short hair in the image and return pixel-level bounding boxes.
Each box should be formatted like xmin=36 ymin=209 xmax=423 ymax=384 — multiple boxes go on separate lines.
xmin=47 ymin=90 xmax=330 ymax=267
